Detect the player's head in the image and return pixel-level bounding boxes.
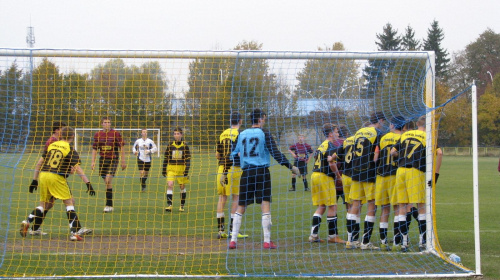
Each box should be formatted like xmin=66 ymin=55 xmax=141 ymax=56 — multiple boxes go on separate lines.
xmin=101 ymin=117 xmax=112 ymax=131
xmin=322 ymin=123 xmax=338 ymax=139
xmin=250 ymin=109 xmax=266 ymax=125
xmin=141 ymin=129 xmax=148 ymax=139
xmin=52 ymin=121 xmax=67 ymax=134
xmin=230 ymin=111 xmax=241 ymax=126
xmin=173 ymin=127 xmax=183 ymax=141
xmin=416 ymin=115 xmax=426 ymax=129
xmin=59 ymin=127 xmax=75 ymax=142
xmin=370 ymin=111 xmax=386 ymax=124
xmin=338 ymin=124 xmax=349 ymax=138
xmin=390 ymin=116 xmax=407 ymax=131
xmin=298 ymin=134 xmax=305 ymax=143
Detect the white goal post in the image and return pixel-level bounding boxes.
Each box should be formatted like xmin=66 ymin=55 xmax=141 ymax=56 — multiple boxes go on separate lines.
xmin=74 ymin=128 xmax=161 ymax=157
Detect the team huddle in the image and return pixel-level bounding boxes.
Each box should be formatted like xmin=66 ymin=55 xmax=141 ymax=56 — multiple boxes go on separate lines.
xmin=19 ymin=111 xmax=442 ymax=251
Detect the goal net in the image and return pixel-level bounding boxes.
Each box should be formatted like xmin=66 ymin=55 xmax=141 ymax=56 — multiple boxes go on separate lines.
xmin=0 ymin=48 xmax=477 ymax=277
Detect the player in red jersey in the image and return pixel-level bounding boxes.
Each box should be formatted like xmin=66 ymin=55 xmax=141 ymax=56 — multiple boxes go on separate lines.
xmin=288 ymin=134 xmax=313 ymax=191
xmin=91 ymin=117 xmax=126 ymax=213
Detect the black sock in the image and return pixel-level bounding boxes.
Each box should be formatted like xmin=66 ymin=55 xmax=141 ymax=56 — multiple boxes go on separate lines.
xmin=346 ymin=219 xmax=355 ymax=241
xmin=406 ymin=211 xmax=413 ymax=230
xmin=312 ymin=215 xmax=321 ymax=235
xmin=217 ymin=217 xmax=225 ymax=232
xmin=106 ymin=188 xmax=113 ymax=207
xmin=353 ymin=222 xmax=360 ymax=241
xmin=303 ymin=178 xmax=308 ymax=190
xmin=380 ymin=226 xmax=387 ymax=242
xmin=411 ymin=207 xmax=418 ymax=220
xmin=362 ymin=221 xmax=375 ymax=244
xmin=419 ymin=219 xmax=427 ymax=244
xmin=394 ymin=221 xmax=401 ymax=245
xmin=327 ymin=216 xmax=337 ymax=236
xmin=166 ymin=193 xmax=173 ymax=206
xmin=229 ymin=216 xmax=234 ymax=232
xmin=180 ymin=192 xmax=186 ymax=206
xmin=291 ymin=178 xmax=296 ymax=189
xmin=140 ymin=177 xmax=147 ymax=189
xmin=32 ymin=208 xmax=44 ymax=231
xmin=66 ymin=210 xmax=82 ymax=233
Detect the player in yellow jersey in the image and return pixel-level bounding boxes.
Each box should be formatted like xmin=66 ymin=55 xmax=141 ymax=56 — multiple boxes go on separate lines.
xmin=215 ymin=112 xmax=248 ymax=239
xmin=308 ymin=123 xmax=345 ymax=244
xmin=20 ymin=127 xmax=95 ymax=241
xmin=374 ymin=116 xmax=407 ymax=250
xmin=391 ymin=116 xmax=442 ymax=252
xmin=162 ymin=127 xmax=191 ymax=212
xmin=346 ymin=112 xmax=385 ymax=250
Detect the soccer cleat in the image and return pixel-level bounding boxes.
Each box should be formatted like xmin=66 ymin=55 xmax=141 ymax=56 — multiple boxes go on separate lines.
xmin=304 ymin=188 xmax=310 ymax=191
xmin=77 ymin=227 xmax=93 ymax=236
xmin=327 ymin=236 xmax=346 ymax=244
xmin=103 ymin=206 xmax=113 ymax=213
xmin=20 ymin=220 xmax=29 ymax=237
xmin=70 ymin=233 xmax=83 ymax=241
xmin=345 ymin=241 xmax=360 ymax=249
xmin=28 ymin=229 xmax=48 ymax=236
xmin=418 ymin=243 xmax=427 ymax=252
xmin=228 ymin=241 xmax=237 ymax=249
xmin=165 ymin=205 xmax=173 ymax=212
xmin=229 ymin=232 xmax=249 ymax=239
xmin=263 ymin=241 xmax=277 ymax=249
xmin=217 ymin=231 xmax=228 ymax=239
xmin=380 ymin=242 xmax=391 ymax=251
xmin=289 ymin=187 xmax=296 ymax=191
xmin=308 ymin=235 xmax=324 ymax=243
xmin=391 ymin=244 xmax=401 ymax=252
xmin=141 ymin=187 xmax=146 ymax=192
xmin=179 ymin=206 xmax=185 ymax=212
xmin=360 ymin=242 xmax=380 ymax=250
xmin=400 ymin=245 xmax=409 ymax=252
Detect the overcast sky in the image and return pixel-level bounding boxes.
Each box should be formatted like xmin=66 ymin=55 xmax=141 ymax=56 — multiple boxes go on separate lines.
xmin=1 ymin=0 xmax=499 ymax=54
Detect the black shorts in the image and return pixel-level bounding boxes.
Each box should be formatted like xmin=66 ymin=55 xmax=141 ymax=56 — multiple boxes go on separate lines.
xmin=294 ymin=160 xmax=308 ymax=175
xmin=99 ymin=157 xmax=118 ymax=178
xmin=137 ymin=159 xmax=152 ymax=171
xmin=238 ymin=166 xmax=271 ymax=206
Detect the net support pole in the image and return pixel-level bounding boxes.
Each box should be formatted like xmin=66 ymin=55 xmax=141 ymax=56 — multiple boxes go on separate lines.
xmin=471 ymin=81 xmax=481 ymax=275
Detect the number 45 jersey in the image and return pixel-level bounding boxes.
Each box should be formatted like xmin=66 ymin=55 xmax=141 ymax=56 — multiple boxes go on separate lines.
xmin=41 ymin=140 xmax=81 ymax=178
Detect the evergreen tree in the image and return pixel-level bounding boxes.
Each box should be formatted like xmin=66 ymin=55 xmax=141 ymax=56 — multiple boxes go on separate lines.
xmin=423 ymin=20 xmax=450 ymax=79
xmin=401 ymin=25 xmax=420 ymax=50
xmin=363 ymin=23 xmax=401 ymax=98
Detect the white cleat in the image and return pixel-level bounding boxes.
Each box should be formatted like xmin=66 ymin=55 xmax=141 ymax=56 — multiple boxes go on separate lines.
xmin=77 ymin=227 xmax=93 ymax=236
xmin=103 ymin=206 xmax=114 ymax=213
xmin=28 ymin=229 xmax=48 ymax=236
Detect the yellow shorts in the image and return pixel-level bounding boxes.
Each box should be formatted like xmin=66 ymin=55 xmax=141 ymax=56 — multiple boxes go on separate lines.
xmin=375 ymin=175 xmax=396 ymax=206
xmin=311 ymin=172 xmax=336 ymax=206
xmin=394 ymin=167 xmax=425 ymax=204
xmin=342 ymin=174 xmax=352 ymax=204
xmin=167 ymin=164 xmax=190 ymax=185
xmin=39 ymin=172 xmax=72 ymax=202
xmin=350 ymin=180 xmax=375 ymax=201
xmin=216 ymin=165 xmax=242 ymax=196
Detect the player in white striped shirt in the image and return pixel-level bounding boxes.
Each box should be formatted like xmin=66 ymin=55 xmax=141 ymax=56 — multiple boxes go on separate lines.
xmin=133 ymin=129 xmax=158 ymax=192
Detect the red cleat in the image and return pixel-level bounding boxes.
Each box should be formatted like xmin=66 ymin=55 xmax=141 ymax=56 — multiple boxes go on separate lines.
xmin=263 ymin=241 xmax=277 ymax=249
xmin=229 ymin=241 xmax=237 ymax=249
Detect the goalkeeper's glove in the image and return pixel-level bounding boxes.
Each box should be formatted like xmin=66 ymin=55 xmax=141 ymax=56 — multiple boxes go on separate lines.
xmin=427 ymin=173 xmax=440 ymax=187
xmin=29 ymin=179 xmax=38 ymax=193
xmin=86 ymin=182 xmax=95 ymax=196
xmin=220 ymin=173 xmax=228 ymax=186
xmin=291 ymin=166 xmax=301 ymax=176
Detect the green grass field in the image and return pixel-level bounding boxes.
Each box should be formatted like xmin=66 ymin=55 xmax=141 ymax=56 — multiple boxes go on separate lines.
xmin=0 ymin=153 xmax=498 ymax=279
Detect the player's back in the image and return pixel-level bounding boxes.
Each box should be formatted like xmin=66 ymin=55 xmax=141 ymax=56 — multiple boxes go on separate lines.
xmin=337 ymin=135 xmax=355 ymax=177
xmin=351 ymin=126 xmax=380 ymax=182
xmin=41 ymin=140 xmax=80 ymax=177
xmin=235 ymin=127 xmax=268 ymax=169
xmin=395 ymin=129 xmax=427 ymax=172
xmin=377 ymin=131 xmax=401 ymax=176
xmin=312 ymin=139 xmax=335 ymax=176
xmin=218 ymin=128 xmax=240 ymax=168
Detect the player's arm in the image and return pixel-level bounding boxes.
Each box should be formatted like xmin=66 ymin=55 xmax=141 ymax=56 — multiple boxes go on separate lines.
xmin=183 ymin=146 xmax=191 ymax=177
xmin=374 ymin=145 xmax=380 ymax=162
xmin=162 ymin=146 xmax=170 ymax=177
xmin=264 ymin=130 xmax=292 ymax=169
xmin=149 ymin=140 xmax=158 ymax=154
xmin=29 ymin=154 xmax=46 ymax=193
xmin=132 ymin=140 xmax=139 ymax=155
xmin=288 ymin=145 xmax=297 ymax=158
xmin=432 ymin=147 xmax=443 ymax=184
xmin=119 ymin=142 xmax=126 ymax=170
xmin=73 ymin=164 xmax=95 ymax=196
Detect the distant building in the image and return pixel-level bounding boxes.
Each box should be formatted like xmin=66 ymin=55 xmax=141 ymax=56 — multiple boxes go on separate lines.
xmin=296 ymin=98 xmax=373 ymax=116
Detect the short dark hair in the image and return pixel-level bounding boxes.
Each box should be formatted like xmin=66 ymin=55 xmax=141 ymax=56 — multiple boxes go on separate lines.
xmin=59 ymin=127 xmax=74 ymax=140
xmin=416 ymin=116 xmax=426 ymax=128
xmin=230 ymin=111 xmax=241 ymax=126
xmin=250 ymin=109 xmax=266 ymax=124
xmin=174 ymin=127 xmax=183 ymax=134
xmin=52 ymin=122 xmax=67 ymax=133
xmin=390 ymin=116 xmax=407 ymax=130
xmin=338 ymin=124 xmax=349 ymax=138
xmin=101 ymin=116 xmax=110 ymax=123
xmin=322 ymin=123 xmax=337 ymax=138
xmin=370 ymin=111 xmax=385 ymax=124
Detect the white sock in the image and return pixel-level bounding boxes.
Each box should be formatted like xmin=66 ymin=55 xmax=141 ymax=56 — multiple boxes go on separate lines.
xmin=262 ymin=213 xmax=272 ymax=243
xmin=231 ymin=212 xmax=242 ymax=242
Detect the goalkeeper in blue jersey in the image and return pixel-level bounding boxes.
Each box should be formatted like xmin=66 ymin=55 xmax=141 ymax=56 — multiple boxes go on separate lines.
xmin=228 ymin=109 xmax=300 ymax=250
